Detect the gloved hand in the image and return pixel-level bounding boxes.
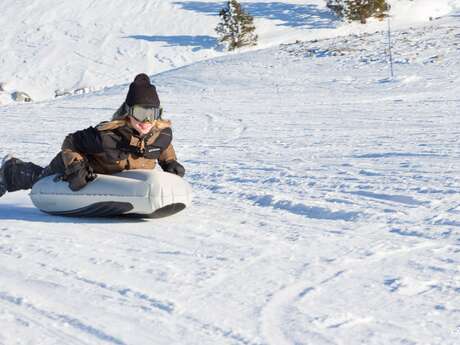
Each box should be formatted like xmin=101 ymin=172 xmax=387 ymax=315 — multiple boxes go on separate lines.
xmin=63 ymin=159 xmax=97 ymax=191
xmin=160 ymin=160 xmax=185 ymax=177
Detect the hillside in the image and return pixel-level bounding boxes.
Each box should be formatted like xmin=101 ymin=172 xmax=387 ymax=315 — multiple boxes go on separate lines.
xmin=1 ymin=1 xmax=460 ymax=345
xmin=0 ymin=0 xmax=458 ymax=102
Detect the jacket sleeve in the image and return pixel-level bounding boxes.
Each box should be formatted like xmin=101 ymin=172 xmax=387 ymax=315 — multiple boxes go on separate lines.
xmin=61 ymin=127 xmax=104 ymax=167
xmin=158 ymin=144 xmax=177 ymax=163
xmin=155 ymin=127 xmax=177 ymax=162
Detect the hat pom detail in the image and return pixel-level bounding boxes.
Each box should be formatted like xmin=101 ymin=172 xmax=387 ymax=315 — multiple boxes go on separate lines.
xmin=125 ymin=73 xmax=160 ymax=108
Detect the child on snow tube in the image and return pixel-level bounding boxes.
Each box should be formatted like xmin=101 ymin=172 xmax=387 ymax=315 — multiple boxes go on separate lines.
xmin=0 ymin=74 xmax=185 ymax=197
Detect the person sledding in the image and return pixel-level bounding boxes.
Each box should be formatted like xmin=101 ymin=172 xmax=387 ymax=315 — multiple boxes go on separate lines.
xmin=0 ymin=73 xmax=185 ymax=197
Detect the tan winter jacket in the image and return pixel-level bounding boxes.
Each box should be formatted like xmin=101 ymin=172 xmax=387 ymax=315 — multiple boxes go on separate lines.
xmin=61 ymin=119 xmax=177 ymax=175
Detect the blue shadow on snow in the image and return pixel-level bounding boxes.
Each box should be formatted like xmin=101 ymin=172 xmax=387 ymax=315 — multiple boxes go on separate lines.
xmin=248 ymin=195 xmax=362 ymax=221
xmin=0 ymin=205 xmax=146 ymax=224
xmin=173 ymin=1 xmax=338 ymax=28
xmin=126 ymin=35 xmax=218 ymax=50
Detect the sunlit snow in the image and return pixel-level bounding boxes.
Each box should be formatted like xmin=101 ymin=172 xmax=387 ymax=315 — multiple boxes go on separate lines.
xmin=1 ymin=1 xmax=460 ymax=344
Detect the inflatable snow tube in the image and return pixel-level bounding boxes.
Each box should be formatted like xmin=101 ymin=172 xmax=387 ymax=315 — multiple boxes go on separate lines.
xmin=30 ymin=170 xmax=192 ymax=218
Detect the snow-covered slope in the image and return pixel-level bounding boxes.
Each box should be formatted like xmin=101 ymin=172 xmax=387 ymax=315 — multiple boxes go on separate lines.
xmin=0 ymin=0 xmax=325 ymax=102
xmin=1 ymin=0 xmax=459 ymax=103
xmin=1 ymin=4 xmax=460 ymax=344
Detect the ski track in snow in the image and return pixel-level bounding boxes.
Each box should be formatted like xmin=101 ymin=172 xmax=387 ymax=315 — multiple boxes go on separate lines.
xmin=1 ymin=10 xmax=460 ymax=345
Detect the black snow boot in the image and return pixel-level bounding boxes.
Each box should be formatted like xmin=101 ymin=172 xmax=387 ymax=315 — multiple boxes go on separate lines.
xmin=0 ymin=154 xmax=11 ymax=197
xmin=1 ymin=155 xmax=45 ymax=194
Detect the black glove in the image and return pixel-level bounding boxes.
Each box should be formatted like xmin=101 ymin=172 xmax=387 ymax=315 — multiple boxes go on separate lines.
xmin=160 ymin=160 xmax=185 ymax=177
xmin=63 ymin=159 xmax=97 ymax=191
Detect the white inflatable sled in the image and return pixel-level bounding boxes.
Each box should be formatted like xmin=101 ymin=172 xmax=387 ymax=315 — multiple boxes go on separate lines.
xmin=30 ymin=170 xmax=192 ymax=218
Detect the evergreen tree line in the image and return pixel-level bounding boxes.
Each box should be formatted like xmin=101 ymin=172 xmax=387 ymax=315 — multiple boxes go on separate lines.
xmin=214 ymin=0 xmax=391 ymax=51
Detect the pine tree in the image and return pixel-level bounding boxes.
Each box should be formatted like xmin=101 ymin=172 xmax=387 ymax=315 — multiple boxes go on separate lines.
xmin=345 ymin=0 xmax=371 ymax=23
xmin=327 ymin=0 xmax=390 ymax=24
xmin=372 ymin=0 xmax=390 ymax=20
xmin=215 ymin=0 xmax=258 ymax=51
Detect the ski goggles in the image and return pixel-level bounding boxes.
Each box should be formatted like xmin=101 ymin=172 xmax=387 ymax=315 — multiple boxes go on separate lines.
xmin=128 ymin=105 xmax=162 ymax=122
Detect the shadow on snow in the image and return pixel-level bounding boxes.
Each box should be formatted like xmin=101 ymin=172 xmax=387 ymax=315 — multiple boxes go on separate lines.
xmin=126 ymin=3 xmax=337 ymax=49
xmin=248 ymin=195 xmax=362 ymax=221
xmin=126 ymin=35 xmax=218 ymax=50
xmin=173 ymin=1 xmax=338 ymax=29
xmin=0 ymin=205 xmax=147 ymax=224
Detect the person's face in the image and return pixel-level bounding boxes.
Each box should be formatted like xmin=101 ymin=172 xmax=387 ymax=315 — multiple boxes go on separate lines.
xmin=129 ymin=116 xmax=154 ymax=135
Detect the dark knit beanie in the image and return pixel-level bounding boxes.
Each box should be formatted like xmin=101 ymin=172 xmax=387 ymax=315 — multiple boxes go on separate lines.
xmin=125 ymin=73 xmax=160 ymax=107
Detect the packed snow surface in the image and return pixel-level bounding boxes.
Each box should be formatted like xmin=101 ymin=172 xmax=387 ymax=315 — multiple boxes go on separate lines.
xmin=1 ymin=1 xmax=460 ymax=345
